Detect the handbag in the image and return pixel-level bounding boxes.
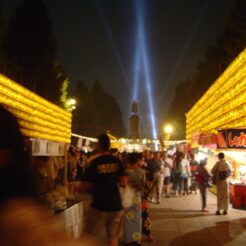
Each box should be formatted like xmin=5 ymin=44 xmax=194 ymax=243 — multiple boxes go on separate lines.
xmin=218 ymin=170 xmax=229 ymax=180
xmin=204 ymin=181 xmax=212 ymax=188
xmin=119 ymin=186 xmax=135 ymax=209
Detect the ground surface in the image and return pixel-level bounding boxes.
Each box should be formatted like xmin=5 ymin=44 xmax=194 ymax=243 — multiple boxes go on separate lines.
xmin=143 ymin=192 xmax=246 ymax=246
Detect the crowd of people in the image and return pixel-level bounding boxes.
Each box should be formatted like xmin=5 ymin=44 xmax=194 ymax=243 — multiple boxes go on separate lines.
xmin=70 ymin=134 xmax=232 ymax=246
xmin=0 ymin=105 xmax=232 ymax=246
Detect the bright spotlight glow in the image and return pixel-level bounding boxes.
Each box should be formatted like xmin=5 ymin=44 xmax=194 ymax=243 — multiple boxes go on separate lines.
xmin=135 ymin=0 xmax=158 ymax=140
xmin=132 ymin=43 xmax=141 ymax=101
xmin=164 ymin=124 xmax=173 ymax=134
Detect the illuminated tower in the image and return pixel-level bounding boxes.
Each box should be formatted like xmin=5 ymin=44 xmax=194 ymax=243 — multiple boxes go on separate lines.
xmin=129 ymin=101 xmax=140 ymax=139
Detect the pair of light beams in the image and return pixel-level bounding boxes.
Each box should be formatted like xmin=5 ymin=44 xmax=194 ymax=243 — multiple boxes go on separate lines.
xmin=96 ymin=0 xmax=157 ymax=140
xmin=133 ymin=0 xmax=157 ymax=140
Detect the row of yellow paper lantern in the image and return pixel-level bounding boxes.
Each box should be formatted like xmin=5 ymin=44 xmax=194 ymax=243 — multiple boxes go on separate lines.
xmin=187 ymin=66 xmax=246 ymax=124
xmin=187 ymin=104 xmax=246 ymax=139
xmin=0 ymin=91 xmax=71 ymax=130
xmin=187 ymin=117 xmax=246 ymax=142
xmin=18 ymin=119 xmax=70 ymax=140
xmin=0 ymin=74 xmax=71 ymax=122
xmin=6 ymin=106 xmax=70 ymax=136
xmin=187 ymin=48 xmax=246 ymax=119
xmin=187 ymin=52 xmax=246 ymax=118
xmin=187 ymin=87 xmax=246 ymax=135
xmin=21 ymin=128 xmax=69 ymax=143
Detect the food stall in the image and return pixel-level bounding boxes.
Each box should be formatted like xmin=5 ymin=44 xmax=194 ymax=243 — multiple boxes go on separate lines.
xmin=186 ymin=47 xmax=246 ymax=208
xmin=0 ymin=73 xmax=84 ymax=237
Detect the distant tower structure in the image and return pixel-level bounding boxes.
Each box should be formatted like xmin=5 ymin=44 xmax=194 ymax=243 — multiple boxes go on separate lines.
xmin=129 ymin=101 xmax=140 ymax=139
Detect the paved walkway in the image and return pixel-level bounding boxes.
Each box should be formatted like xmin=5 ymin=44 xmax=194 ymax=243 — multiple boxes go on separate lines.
xmin=144 ymin=192 xmax=246 ymax=246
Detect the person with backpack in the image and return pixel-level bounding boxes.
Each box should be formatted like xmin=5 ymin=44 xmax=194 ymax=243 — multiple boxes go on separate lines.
xmin=211 ymin=152 xmax=232 ymax=215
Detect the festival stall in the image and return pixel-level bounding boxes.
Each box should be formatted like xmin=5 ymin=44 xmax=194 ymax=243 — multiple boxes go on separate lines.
xmin=0 ymin=73 xmax=85 ymax=237
xmin=0 ymin=73 xmax=75 ymax=207
xmin=186 ymin=48 xmax=246 ymax=208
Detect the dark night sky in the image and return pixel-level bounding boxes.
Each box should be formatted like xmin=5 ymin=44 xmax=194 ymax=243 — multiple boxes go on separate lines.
xmin=2 ymin=0 xmax=234 ymax=136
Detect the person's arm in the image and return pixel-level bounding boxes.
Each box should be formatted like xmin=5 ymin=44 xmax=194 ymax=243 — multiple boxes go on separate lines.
xmin=226 ymin=162 xmax=233 ymax=177
xmin=202 ymin=168 xmax=211 ymax=182
xmin=211 ymin=162 xmax=218 ymax=175
xmin=186 ymin=160 xmax=191 ymax=176
xmin=118 ymin=160 xmax=128 ymax=188
xmin=80 ymin=160 xmax=95 ymax=192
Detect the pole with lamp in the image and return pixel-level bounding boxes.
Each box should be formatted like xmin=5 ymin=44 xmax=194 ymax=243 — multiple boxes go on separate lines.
xmin=64 ymin=98 xmax=77 ymax=188
xmin=162 ymin=124 xmax=173 ymax=151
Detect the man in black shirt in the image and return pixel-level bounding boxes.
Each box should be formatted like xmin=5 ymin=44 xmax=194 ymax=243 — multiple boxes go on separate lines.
xmin=84 ymin=134 xmax=127 ymax=246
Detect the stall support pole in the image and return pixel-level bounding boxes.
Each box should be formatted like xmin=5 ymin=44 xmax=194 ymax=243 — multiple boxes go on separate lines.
xmin=63 ymin=144 xmax=68 ymax=188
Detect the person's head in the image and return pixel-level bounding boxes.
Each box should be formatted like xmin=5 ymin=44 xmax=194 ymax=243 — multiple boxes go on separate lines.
xmin=127 ymin=152 xmax=144 ymax=168
xmin=0 ymin=106 xmax=36 ymax=203
xmin=218 ymin=152 xmax=225 ymax=160
xmin=200 ymin=158 xmax=208 ymax=166
xmin=162 ymin=151 xmax=167 ymax=159
xmin=68 ymin=146 xmax=75 ymax=157
xmin=189 ymin=153 xmax=194 ymax=160
xmin=96 ymin=134 xmax=110 ymax=153
xmin=144 ymin=150 xmax=150 ymax=160
xmin=177 ymin=151 xmax=184 ymax=161
xmin=153 ymin=152 xmax=160 ymax=160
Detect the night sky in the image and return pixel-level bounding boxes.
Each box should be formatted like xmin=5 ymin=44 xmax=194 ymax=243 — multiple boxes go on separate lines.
xmin=2 ymin=0 xmax=234 ymax=136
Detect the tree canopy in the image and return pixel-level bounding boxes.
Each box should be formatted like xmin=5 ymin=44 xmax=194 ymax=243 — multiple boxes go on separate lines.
xmin=73 ymin=80 xmax=125 ymax=137
xmin=1 ymin=0 xmax=64 ymax=103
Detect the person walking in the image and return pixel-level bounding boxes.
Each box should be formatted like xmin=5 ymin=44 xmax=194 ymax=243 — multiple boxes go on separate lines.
xmin=212 ymin=152 xmax=232 ymax=215
xmin=84 ymin=134 xmax=127 ymax=246
xmin=197 ymin=159 xmax=211 ymax=212
xmin=174 ymin=152 xmax=182 ymax=196
xmin=147 ymin=152 xmax=163 ymax=203
xmin=123 ymin=153 xmax=145 ymax=245
xmin=189 ymin=153 xmax=199 ymax=194
xmin=162 ymin=152 xmax=173 ymax=197
xmin=176 ymin=152 xmax=190 ymax=196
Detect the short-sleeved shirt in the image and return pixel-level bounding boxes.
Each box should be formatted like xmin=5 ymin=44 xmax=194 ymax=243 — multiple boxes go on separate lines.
xmin=163 ymin=158 xmax=173 ymax=177
xmin=86 ymin=153 xmax=125 ymax=212
xmin=147 ymin=159 xmax=162 ymax=178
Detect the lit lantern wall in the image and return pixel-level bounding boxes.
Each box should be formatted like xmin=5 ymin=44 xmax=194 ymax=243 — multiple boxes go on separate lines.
xmin=186 ymin=48 xmax=246 ymax=142
xmin=0 ymin=74 xmax=72 ymax=143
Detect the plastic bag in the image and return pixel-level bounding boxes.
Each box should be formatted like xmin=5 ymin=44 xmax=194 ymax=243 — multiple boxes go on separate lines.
xmin=119 ymin=186 xmax=135 ymax=209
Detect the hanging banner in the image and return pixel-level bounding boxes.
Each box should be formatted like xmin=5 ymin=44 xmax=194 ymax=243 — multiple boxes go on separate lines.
xmin=77 ymin=138 xmax=82 ymax=148
xmin=199 ymin=133 xmax=217 ymax=146
xmin=217 ymin=129 xmax=246 ymax=149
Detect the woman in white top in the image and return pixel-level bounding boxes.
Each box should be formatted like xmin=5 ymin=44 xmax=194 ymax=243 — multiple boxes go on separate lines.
xmin=180 ymin=153 xmax=191 ymax=196
xmin=162 ymin=152 xmax=173 ymax=197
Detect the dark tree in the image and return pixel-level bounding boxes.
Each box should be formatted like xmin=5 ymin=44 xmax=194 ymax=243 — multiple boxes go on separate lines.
xmin=0 ymin=11 xmax=4 ymax=71
xmin=2 ymin=0 xmax=63 ymax=103
xmin=91 ymin=80 xmax=125 ymax=137
xmin=73 ymin=80 xmax=97 ymax=136
xmin=164 ymin=0 xmax=246 ymax=139
xmin=73 ymin=80 xmax=125 ymax=137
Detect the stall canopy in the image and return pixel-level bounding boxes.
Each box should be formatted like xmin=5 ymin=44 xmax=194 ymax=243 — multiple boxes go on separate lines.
xmin=0 ymin=73 xmax=72 ymax=143
xmin=107 ymin=132 xmax=123 ymax=149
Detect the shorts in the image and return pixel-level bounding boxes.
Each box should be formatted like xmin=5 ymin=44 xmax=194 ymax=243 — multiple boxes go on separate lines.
xmin=164 ymin=176 xmax=171 ymax=185
xmin=84 ymin=207 xmax=124 ymax=239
